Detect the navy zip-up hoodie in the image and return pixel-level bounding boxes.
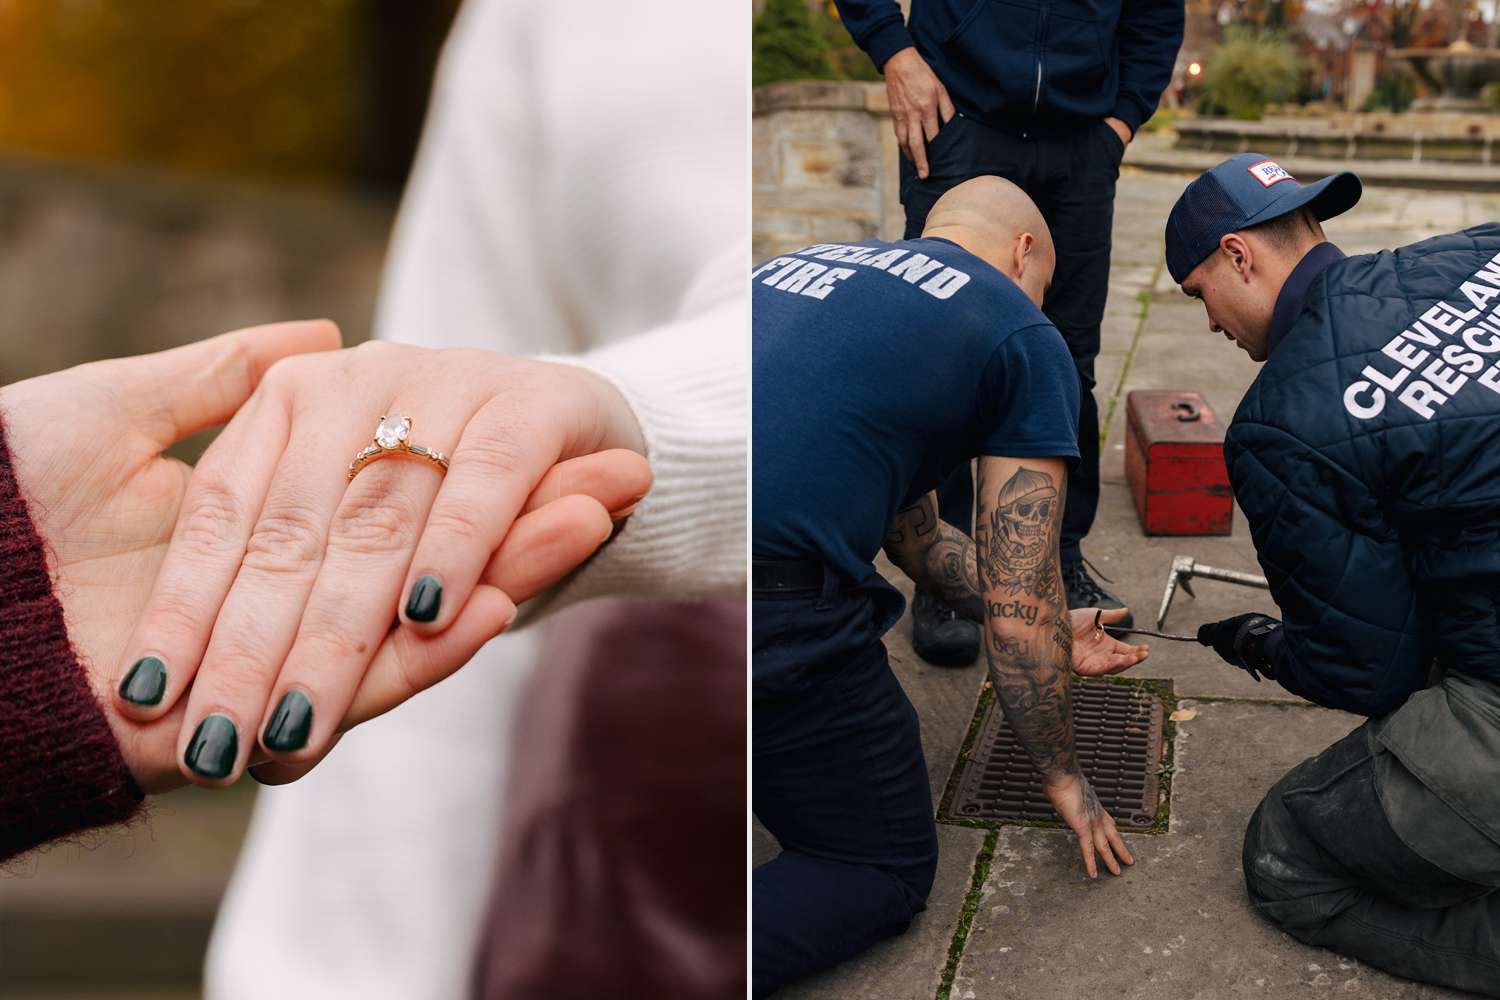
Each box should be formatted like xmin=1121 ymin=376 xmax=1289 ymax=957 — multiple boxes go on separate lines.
xmin=833 ymin=0 xmax=1183 ymax=136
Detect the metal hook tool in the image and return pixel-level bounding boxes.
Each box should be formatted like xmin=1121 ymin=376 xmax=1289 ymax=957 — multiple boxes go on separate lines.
xmin=1092 ymin=609 xmax=1199 ymax=643
xmin=1103 ymin=623 xmax=1200 ymax=642
xmin=1156 ymin=555 xmax=1268 ymax=630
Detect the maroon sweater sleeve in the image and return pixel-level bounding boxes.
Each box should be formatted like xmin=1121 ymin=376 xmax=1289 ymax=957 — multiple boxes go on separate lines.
xmin=0 ymin=410 xmax=142 ymax=862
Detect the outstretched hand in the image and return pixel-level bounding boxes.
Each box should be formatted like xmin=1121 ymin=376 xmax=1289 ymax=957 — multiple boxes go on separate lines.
xmin=1069 ymin=607 xmax=1149 ymax=676
xmin=1050 ymin=609 xmax=1143 ymax=877
xmin=1043 ymin=770 xmax=1134 ymax=879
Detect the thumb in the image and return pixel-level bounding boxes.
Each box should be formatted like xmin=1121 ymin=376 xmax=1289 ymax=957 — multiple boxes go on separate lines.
xmin=938 ymin=86 xmax=956 ymax=124
xmin=120 ymin=320 xmax=341 ymax=449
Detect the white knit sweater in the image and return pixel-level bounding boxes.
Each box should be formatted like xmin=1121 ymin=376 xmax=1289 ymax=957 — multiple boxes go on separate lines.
xmin=367 ymin=0 xmax=747 ymax=613
xmin=206 ymin=2 xmax=745 ymax=996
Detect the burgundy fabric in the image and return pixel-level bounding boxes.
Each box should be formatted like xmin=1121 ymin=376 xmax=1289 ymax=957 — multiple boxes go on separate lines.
xmin=0 ymin=410 xmax=141 ymax=862
xmin=472 ymin=597 xmax=747 ymax=999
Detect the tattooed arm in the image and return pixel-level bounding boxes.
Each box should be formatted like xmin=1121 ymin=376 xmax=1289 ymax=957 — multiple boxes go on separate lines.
xmin=882 ymin=491 xmax=984 ymax=622
xmin=975 ymin=456 xmax=1133 ymax=879
xmin=883 ymin=490 xmax=1149 ymax=679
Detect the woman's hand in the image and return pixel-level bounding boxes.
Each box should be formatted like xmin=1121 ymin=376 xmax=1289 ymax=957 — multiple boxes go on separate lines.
xmin=1069 ymin=607 xmax=1149 ymax=676
xmin=111 ymin=340 xmax=651 ymax=788
xmin=0 ymin=323 xmax=339 ymax=792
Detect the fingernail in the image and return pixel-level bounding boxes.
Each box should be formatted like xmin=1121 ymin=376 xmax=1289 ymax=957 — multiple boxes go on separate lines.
xmin=119 ymin=656 xmax=168 ymax=706
xmin=185 ymin=713 xmax=238 ymax=780
xmin=405 ymin=574 xmax=442 ymax=622
xmin=263 ymin=690 xmax=313 ymax=753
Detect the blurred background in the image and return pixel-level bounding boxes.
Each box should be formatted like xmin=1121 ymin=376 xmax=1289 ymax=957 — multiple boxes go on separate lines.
xmin=0 ymin=2 xmax=459 ymax=996
xmin=754 ymin=0 xmax=1500 ymax=120
xmin=753 ymin=0 xmax=1500 ymax=260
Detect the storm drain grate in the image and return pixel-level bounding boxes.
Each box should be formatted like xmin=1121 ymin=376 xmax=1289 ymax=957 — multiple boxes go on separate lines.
xmin=947 ymin=680 xmax=1165 ymax=830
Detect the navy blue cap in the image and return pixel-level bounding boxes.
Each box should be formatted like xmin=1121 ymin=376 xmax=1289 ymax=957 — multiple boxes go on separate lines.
xmin=1164 ymin=153 xmax=1362 ymax=284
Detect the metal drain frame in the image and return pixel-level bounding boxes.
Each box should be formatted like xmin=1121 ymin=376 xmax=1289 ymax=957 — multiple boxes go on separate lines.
xmin=942 ymin=679 xmax=1165 ymax=830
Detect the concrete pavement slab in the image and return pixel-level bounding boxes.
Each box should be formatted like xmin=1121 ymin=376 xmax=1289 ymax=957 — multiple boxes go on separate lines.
xmin=1108 ymin=341 xmax=1252 ymax=431
xmin=1396 ymin=194 xmax=1471 ymax=234
xmin=1078 ymin=484 xmax=1295 ymax=703
xmin=1471 ymin=195 xmax=1500 ymax=224
xmin=953 ymin=700 xmax=1468 ymax=999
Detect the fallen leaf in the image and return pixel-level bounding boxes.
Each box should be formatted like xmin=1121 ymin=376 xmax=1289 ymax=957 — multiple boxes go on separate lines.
xmin=1169 ymin=707 xmax=1198 ymax=722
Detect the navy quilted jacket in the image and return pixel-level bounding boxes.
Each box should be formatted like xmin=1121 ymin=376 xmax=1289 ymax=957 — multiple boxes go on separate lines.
xmin=1228 ymin=224 xmax=1500 ymax=717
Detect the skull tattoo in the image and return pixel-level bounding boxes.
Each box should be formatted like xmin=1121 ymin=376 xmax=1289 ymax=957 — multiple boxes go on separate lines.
xmin=984 ymin=467 xmax=1057 ymax=593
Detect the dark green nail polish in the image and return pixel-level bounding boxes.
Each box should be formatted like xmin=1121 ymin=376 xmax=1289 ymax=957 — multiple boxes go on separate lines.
xmin=405 ymin=574 xmax=442 ymax=622
xmin=185 ymin=714 xmax=238 ymax=780
xmin=119 ymin=656 xmax=167 ymax=706
xmin=263 ymin=690 xmax=313 ymax=753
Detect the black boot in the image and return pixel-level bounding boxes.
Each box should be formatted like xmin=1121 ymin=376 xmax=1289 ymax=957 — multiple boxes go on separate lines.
xmin=1062 ymin=557 xmax=1134 ymax=629
xmin=911 ymin=590 xmax=980 ymax=667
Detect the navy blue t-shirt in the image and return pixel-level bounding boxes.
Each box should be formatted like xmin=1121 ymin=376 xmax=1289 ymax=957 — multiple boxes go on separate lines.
xmin=753 ymin=236 xmax=1081 ymax=586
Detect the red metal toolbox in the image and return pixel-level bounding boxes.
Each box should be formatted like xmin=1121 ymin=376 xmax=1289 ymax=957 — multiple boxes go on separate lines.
xmin=1124 ymin=390 xmax=1233 ymax=536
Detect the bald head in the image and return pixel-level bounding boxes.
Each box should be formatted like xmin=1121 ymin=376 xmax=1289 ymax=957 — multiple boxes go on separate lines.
xmin=922 ymin=176 xmax=1054 ymax=306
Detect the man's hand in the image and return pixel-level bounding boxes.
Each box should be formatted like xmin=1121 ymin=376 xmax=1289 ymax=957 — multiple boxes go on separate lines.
xmin=1103 ymin=116 xmax=1133 ymax=149
xmin=1043 ymin=771 xmax=1133 ymax=878
xmin=1069 ymin=607 xmax=1149 ymax=676
xmin=884 ymin=47 xmax=955 ymax=180
xmin=1197 ymin=613 xmax=1280 ymax=679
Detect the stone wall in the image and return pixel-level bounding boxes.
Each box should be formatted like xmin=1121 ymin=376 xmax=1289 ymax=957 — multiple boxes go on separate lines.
xmin=753 ymin=80 xmax=904 ymax=260
xmin=1174 ymin=114 xmax=1499 ymax=165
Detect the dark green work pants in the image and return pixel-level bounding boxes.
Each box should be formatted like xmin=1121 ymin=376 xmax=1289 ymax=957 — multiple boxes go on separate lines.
xmin=1243 ymin=724 xmax=1500 ymax=996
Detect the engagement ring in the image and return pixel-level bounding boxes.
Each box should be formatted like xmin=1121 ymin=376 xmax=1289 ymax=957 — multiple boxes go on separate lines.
xmin=348 ymin=415 xmax=450 ymax=481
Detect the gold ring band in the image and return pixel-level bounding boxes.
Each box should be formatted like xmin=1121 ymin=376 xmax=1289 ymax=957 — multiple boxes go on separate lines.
xmin=348 ymin=415 xmax=450 ymax=481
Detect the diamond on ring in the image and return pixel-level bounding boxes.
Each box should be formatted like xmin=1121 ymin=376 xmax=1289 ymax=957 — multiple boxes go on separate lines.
xmin=375 ymin=415 xmax=411 ymax=449
xmin=348 ymin=414 xmax=449 ymax=481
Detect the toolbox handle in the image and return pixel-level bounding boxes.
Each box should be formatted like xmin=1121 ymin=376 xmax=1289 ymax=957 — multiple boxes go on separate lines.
xmin=1172 ymin=401 xmax=1201 ymax=423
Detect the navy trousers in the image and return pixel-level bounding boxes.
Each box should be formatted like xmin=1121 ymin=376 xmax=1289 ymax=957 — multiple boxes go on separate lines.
xmin=751 ymin=577 xmax=938 ymax=997
xmin=901 ymin=115 xmax=1123 ymax=556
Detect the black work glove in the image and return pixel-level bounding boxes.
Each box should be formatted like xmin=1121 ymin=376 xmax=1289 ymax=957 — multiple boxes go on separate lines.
xmin=1197 ymin=613 xmax=1281 ymax=681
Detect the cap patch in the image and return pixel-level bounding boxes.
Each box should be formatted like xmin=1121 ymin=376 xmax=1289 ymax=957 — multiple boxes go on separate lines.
xmin=1247 ymin=160 xmax=1293 ymax=187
